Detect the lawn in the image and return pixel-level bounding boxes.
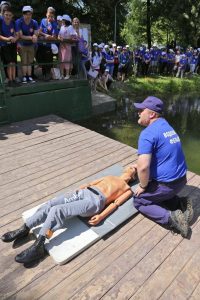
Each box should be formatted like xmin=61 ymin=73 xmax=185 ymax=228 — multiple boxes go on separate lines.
xmin=110 ymin=75 xmax=200 ymax=102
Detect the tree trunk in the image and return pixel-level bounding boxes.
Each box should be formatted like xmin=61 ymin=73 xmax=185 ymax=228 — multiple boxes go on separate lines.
xmin=146 ymin=0 xmax=151 ymax=48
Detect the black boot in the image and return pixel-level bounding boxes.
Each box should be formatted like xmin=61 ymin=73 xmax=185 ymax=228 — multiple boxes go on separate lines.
xmin=1 ymin=224 xmax=30 ymax=243
xmin=168 ymin=209 xmax=189 ymax=238
xmin=180 ymin=197 xmax=194 ymax=224
xmin=15 ymin=235 xmax=46 ymax=264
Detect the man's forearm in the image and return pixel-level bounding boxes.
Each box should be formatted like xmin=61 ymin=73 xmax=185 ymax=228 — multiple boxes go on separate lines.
xmin=138 ymin=168 xmax=150 ymax=188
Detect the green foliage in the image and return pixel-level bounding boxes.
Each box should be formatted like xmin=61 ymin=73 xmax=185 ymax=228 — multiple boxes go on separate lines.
xmin=122 ymin=0 xmax=200 ymax=47
xmin=110 ymin=76 xmax=200 ymax=102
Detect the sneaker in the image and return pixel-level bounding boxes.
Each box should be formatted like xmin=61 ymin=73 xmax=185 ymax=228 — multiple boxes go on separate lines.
xmin=28 ymin=76 xmax=35 ymax=83
xmin=22 ymin=76 xmax=27 ymax=84
xmin=13 ymin=80 xmax=21 ymax=87
xmin=15 ymin=77 xmax=21 ymax=83
xmin=168 ymin=209 xmax=189 ymax=238
xmin=180 ymin=197 xmax=194 ymax=224
xmin=64 ymin=75 xmax=70 ymax=80
xmin=8 ymin=80 xmax=13 ymax=87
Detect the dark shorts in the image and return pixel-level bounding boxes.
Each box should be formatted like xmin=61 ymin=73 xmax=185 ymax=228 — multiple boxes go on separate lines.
xmin=0 ymin=44 xmax=17 ymax=65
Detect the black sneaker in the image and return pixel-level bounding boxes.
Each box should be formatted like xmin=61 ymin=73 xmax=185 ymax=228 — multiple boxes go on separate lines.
xmin=28 ymin=76 xmax=35 ymax=83
xmin=1 ymin=224 xmax=30 ymax=243
xmin=180 ymin=197 xmax=194 ymax=224
xmin=15 ymin=235 xmax=46 ymax=264
xmin=169 ymin=210 xmax=189 ymax=238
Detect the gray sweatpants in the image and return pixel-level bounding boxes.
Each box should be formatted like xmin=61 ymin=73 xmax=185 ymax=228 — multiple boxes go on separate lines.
xmin=26 ymin=188 xmax=106 ymax=237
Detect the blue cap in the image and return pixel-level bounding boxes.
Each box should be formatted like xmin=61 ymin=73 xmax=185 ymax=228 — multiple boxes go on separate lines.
xmin=133 ymin=96 xmax=164 ymax=114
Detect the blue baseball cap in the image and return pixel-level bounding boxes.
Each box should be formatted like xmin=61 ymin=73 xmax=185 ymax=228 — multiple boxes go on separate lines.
xmin=133 ymin=96 xmax=164 ymax=114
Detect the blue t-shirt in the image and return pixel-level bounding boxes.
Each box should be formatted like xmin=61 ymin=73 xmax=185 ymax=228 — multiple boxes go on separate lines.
xmin=167 ymin=53 xmax=175 ymax=64
xmin=138 ymin=118 xmax=187 ymax=182
xmin=190 ymin=56 xmax=198 ymax=65
xmin=179 ymin=57 xmax=188 ymax=69
xmin=144 ymin=53 xmax=151 ymax=62
xmin=119 ymin=53 xmax=128 ymax=64
xmin=105 ymin=51 xmax=114 ymax=66
xmin=15 ymin=17 xmax=38 ymax=46
xmin=39 ymin=18 xmax=58 ymax=47
xmin=81 ymin=48 xmax=89 ymax=62
xmin=0 ymin=18 xmax=16 ymax=46
xmin=151 ymin=49 xmax=160 ymax=61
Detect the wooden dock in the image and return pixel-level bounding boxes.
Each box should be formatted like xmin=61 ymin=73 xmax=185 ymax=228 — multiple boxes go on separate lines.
xmin=0 ymin=115 xmax=200 ymax=300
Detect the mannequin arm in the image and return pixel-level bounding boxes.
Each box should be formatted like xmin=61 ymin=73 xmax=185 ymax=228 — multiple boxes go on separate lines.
xmin=88 ymin=189 xmax=133 ymax=226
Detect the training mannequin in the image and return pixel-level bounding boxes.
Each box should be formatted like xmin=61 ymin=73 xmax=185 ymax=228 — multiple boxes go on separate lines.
xmin=1 ymin=166 xmax=137 ymax=264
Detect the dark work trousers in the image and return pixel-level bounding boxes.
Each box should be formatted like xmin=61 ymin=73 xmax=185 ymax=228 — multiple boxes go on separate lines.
xmin=134 ymin=176 xmax=187 ymax=225
xmin=36 ymin=44 xmax=53 ymax=77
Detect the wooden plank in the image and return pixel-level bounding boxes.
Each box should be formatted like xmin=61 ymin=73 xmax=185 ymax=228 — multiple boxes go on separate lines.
xmin=68 ymin=226 xmax=169 ymax=300
xmin=1 ymin=116 xmax=200 ymax=300
xmin=40 ymin=221 xmax=160 ymax=300
xmin=0 ymin=146 xmax=136 ymax=227
xmin=0 ymin=115 xmax=65 ymax=139
xmin=0 ymin=143 xmax=130 ymax=217
xmin=190 ymin=283 xmax=200 ymax=300
xmin=159 ymin=249 xmax=200 ymax=300
xmin=129 ymin=221 xmax=200 ymax=300
xmin=102 ymin=231 xmax=182 ymax=300
xmin=0 ymin=215 xmax=144 ymax=299
xmin=68 ymin=175 xmax=200 ymax=299
xmin=102 ymin=182 xmax=200 ymax=299
xmin=0 ymin=120 xmax=76 ymax=148
xmin=0 ymin=137 xmax=118 ymax=202
xmin=0 ymin=125 xmax=86 ymax=157
xmin=0 ymin=127 xmax=89 ymax=162
xmin=0 ymin=130 xmax=101 ymax=184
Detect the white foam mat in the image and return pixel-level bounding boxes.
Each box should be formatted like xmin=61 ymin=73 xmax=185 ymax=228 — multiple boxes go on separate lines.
xmin=22 ymin=165 xmax=138 ymax=264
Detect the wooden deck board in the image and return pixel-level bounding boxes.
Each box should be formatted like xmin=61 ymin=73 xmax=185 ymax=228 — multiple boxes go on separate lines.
xmin=0 ymin=115 xmax=200 ymax=300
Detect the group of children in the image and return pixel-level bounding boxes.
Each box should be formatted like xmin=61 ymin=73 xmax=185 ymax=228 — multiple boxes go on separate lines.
xmin=133 ymin=45 xmax=200 ymax=78
xmin=1 ymin=1 xmax=200 ymax=90
xmin=0 ymin=2 xmax=85 ymax=86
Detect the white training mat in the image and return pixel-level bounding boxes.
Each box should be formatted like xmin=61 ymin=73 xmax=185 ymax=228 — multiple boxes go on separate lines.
xmin=22 ymin=165 xmax=138 ymax=265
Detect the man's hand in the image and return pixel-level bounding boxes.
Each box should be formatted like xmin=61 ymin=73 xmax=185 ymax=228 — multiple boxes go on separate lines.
xmin=9 ymin=36 xmax=17 ymax=43
xmin=88 ymin=215 xmax=102 ymax=226
xmin=32 ymin=35 xmax=38 ymax=43
xmin=134 ymin=185 xmax=146 ymax=196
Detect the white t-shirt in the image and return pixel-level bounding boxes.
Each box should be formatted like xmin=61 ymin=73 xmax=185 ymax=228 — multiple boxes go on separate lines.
xmin=67 ymin=25 xmax=83 ymax=38
xmin=59 ymin=25 xmax=71 ymax=39
xmin=92 ymin=52 xmax=102 ymax=69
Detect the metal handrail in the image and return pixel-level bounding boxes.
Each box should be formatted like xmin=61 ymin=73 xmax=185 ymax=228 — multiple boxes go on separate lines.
xmin=0 ymin=39 xmax=81 ymax=87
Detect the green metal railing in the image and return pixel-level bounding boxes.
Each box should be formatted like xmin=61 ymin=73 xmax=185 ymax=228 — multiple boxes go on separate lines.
xmin=0 ymin=39 xmax=81 ymax=88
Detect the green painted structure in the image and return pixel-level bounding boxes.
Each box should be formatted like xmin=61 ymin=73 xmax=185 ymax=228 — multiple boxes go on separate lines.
xmin=0 ymin=51 xmax=92 ymax=125
xmin=0 ymin=79 xmax=92 ymax=125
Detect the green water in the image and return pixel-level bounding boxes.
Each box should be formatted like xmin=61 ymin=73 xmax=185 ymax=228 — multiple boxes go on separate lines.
xmin=78 ymin=94 xmax=200 ymax=175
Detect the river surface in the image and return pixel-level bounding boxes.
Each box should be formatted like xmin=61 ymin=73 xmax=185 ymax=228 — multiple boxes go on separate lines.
xmin=78 ymin=94 xmax=200 ymax=175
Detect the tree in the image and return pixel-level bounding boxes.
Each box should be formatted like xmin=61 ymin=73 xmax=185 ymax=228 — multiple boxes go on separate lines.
xmin=122 ymin=0 xmax=200 ymax=48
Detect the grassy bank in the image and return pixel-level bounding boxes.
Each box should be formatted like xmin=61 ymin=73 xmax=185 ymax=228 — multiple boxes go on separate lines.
xmin=110 ymin=75 xmax=200 ymax=102
xmin=79 ymin=75 xmax=200 ymax=175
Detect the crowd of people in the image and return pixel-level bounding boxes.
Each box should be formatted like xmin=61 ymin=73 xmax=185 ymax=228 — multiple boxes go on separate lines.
xmin=0 ymin=1 xmax=200 ymax=90
xmin=0 ymin=2 xmax=87 ymax=86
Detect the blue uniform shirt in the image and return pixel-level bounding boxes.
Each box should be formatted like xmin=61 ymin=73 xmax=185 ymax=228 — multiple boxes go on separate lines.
xmin=105 ymin=51 xmax=114 ymax=66
xmin=39 ymin=18 xmax=58 ymax=47
xmin=15 ymin=17 xmax=38 ymax=46
xmin=119 ymin=53 xmax=128 ymax=64
xmin=0 ymin=18 xmax=16 ymax=46
xmin=138 ymin=118 xmax=187 ymax=182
